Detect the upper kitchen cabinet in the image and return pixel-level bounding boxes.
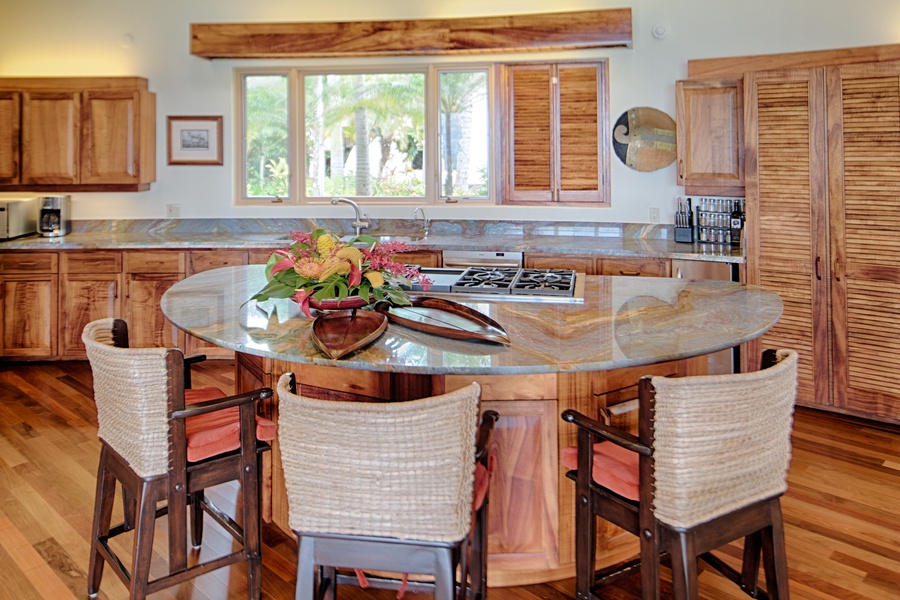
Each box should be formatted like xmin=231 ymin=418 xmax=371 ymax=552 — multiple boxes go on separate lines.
xmin=503 ymin=62 xmax=610 ymax=205
xmin=0 ymin=77 xmax=155 ymax=192
xmin=0 ymin=92 xmax=20 ymax=184
xmin=675 ymin=78 xmax=744 ymax=195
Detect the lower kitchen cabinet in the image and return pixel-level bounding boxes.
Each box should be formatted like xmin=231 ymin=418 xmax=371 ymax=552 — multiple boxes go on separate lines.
xmin=123 ymin=251 xmax=185 ymax=349
xmin=185 ymin=250 xmax=250 ymax=359
xmin=59 ymin=251 xmax=122 ymax=359
xmin=524 ymin=253 xmax=669 ymax=277
xmin=0 ymin=252 xmax=58 ymax=358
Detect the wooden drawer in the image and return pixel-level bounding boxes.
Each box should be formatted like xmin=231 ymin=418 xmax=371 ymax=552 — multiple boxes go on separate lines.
xmin=61 ymin=251 xmax=122 ymax=274
xmin=0 ymin=252 xmax=58 ymax=273
xmin=188 ymin=250 xmax=249 ymax=273
xmin=598 ymin=257 xmax=669 ymax=277
xmin=442 ymin=373 xmax=557 ymax=400
xmin=524 ymin=253 xmax=596 ymax=274
xmin=249 ymin=249 xmax=276 ymax=264
xmin=124 ymin=251 xmax=185 ymax=274
xmin=397 ymin=250 xmax=442 ymax=268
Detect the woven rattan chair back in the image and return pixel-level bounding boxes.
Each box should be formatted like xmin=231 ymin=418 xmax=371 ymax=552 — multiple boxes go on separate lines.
xmin=83 ymin=318 xmax=178 ymax=478
xmin=649 ymin=348 xmax=798 ymax=529
xmin=277 ymin=373 xmax=494 ymax=600
xmin=277 ymin=374 xmax=480 ymax=542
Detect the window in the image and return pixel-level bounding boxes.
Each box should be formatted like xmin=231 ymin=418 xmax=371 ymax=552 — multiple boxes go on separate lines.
xmin=237 ymin=60 xmax=607 ymax=206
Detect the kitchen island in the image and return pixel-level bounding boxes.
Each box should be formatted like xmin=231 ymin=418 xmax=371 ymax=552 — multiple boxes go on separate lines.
xmin=161 ymin=265 xmax=782 ymax=586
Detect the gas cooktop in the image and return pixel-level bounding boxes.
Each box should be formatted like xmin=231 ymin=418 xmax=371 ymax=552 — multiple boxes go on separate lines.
xmin=411 ymin=267 xmax=584 ymax=303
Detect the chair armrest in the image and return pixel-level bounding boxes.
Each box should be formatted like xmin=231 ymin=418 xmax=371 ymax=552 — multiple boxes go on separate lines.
xmin=561 ymin=409 xmax=651 ymax=456
xmin=475 ymin=410 xmax=499 ymax=462
xmin=171 ymin=388 xmax=273 ymax=420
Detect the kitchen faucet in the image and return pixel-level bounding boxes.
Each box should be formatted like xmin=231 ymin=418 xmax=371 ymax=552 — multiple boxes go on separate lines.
xmin=413 ymin=206 xmax=430 ymax=236
xmin=331 ymin=197 xmax=370 ymax=236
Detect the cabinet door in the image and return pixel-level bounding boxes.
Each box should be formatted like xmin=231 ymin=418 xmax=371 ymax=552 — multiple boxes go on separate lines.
xmin=827 ymin=61 xmax=900 ymax=420
xmin=0 ymin=92 xmax=20 ymax=184
xmin=506 ymin=63 xmax=608 ymax=205
xmin=21 ymin=91 xmax=80 ymax=185
xmin=185 ymin=250 xmax=249 ymax=358
xmin=59 ymin=252 xmax=123 ymax=358
xmin=0 ymin=274 xmax=57 ymax=357
xmin=744 ymin=69 xmax=830 ymax=408
xmin=81 ymin=91 xmax=140 ymax=185
xmin=125 ymin=273 xmax=184 ymax=349
xmin=676 ymin=79 xmax=744 ymax=192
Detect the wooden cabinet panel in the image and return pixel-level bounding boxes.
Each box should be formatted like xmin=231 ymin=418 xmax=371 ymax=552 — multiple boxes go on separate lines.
xmin=0 ymin=274 xmax=57 ymax=357
xmin=0 ymin=92 xmax=20 ymax=184
xmin=826 ymin=61 xmax=900 ymax=421
xmin=81 ymin=91 xmax=140 ymax=185
xmin=124 ymin=250 xmax=185 ymax=274
xmin=249 ymin=249 xmax=275 ymax=264
xmin=505 ymin=62 xmax=609 ymax=205
xmin=744 ymin=68 xmax=830 ymax=409
xmin=396 ymin=250 xmax=441 ymax=268
xmin=125 ymin=273 xmax=183 ymax=349
xmin=0 ymin=252 xmax=57 ymax=273
xmin=59 ymin=273 xmax=121 ymax=358
xmin=525 ymin=253 xmax=596 ymax=274
xmin=58 ymin=252 xmax=123 ymax=358
xmin=21 ymin=92 xmax=80 ymax=185
xmin=676 ymin=78 xmax=744 ymax=193
xmin=597 ymin=257 xmax=669 ymax=277
xmin=186 ymin=250 xmax=249 ymax=358
xmin=481 ymin=398 xmax=560 ymax=577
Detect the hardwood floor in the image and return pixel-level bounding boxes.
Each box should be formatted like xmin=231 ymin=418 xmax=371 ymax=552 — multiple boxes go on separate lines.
xmin=0 ymin=359 xmax=898 ymax=599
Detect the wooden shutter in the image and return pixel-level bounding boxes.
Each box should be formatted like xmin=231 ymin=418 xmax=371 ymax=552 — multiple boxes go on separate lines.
xmin=828 ymin=61 xmax=900 ymax=419
xmin=509 ymin=65 xmax=553 ymax=200
xmin=744 ymin=69 xmax=830 ymax=408
xmin=558 ymin=65 xmax=600 ymax=197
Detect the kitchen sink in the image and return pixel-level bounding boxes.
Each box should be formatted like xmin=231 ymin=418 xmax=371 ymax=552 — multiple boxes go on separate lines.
xmin=340 ymin=234 xmax=426 ymax=244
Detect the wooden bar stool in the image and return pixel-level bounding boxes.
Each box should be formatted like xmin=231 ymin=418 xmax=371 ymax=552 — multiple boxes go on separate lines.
xmin=562 ymin=349 xmax=799 ymax=599
xmin=276 ymin=374 xmax=498 ymax=600
xmin=82 ymin=318 xmax=276 ymax=599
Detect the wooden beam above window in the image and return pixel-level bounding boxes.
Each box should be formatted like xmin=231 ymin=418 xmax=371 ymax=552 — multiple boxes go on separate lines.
xmin=190 ymin=9 xmax=632 ymax=59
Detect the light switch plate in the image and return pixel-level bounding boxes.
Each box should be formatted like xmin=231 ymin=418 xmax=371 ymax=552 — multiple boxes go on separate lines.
xmin=166 ymin=203 xmax=180 ymax=218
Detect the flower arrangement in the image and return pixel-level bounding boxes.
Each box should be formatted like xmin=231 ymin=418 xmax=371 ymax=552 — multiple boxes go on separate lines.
xmin=250 ymin=229 xmax=431 ymax=318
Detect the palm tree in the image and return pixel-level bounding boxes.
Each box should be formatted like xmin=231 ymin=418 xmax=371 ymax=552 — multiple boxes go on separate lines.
xmin=439 ymin=71 xmax=487 ymax=197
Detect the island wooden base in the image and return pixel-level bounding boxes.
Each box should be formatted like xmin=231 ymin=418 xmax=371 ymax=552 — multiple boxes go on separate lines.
xmin=237 ymin=352 xmax=707 ymax=587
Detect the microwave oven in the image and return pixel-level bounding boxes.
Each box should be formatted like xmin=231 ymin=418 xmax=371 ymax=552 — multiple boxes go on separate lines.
xmin=0 ymin=196 xmax=39 ymax=240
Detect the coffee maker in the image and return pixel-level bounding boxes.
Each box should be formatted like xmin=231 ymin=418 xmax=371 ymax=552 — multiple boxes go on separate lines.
xmin=38 ymin=196 xmax=70 ymax=237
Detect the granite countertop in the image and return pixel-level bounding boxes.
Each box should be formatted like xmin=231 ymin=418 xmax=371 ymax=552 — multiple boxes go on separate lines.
xmin=0 ymin=218 xmax=745 ymax=263
xmin=161 ymin=265 xmax=778 ymax=374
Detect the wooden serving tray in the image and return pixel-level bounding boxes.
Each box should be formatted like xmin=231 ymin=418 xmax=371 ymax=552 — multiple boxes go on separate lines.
xmin=375 ymin=297 xmax=511 ymax=344
xmin=311 ymin=309 xmax=388 ymax=359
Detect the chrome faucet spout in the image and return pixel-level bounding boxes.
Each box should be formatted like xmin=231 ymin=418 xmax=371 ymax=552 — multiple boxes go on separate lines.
xmin=413 ymin=206 xmax=430 ymax=236
xmin=331 ymin=197 xmax=370 ymax=236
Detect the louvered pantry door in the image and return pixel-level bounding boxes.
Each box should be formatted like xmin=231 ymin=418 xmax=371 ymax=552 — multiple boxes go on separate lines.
xmin=827 ymin=62 xmax=900 ymax=420
xmin=744 ymin=68 xmax=830 ymax=408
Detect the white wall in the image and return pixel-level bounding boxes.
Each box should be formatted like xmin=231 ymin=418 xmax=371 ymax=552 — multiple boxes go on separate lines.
xmin=2 ymin=0 xmax=899 ymax=224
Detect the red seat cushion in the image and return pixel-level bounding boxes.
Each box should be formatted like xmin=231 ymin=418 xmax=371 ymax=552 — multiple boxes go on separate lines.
xmin=184 ymin=387 xmax=277 ymax=463
xmin=560 ymin=442 xmax=640 ymax=501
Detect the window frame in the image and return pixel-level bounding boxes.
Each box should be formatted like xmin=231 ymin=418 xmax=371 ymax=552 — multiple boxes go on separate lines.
xmin=234 ymin=58 xmax=608 ymax=207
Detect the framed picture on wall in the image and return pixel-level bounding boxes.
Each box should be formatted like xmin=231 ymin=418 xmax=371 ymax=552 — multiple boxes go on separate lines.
xmin=167 ymin=116 xmax=223 ymax=165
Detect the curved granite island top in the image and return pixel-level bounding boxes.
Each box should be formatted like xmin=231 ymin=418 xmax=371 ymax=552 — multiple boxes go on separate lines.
xmin=160 ymin=265 xmax=781 ymax=375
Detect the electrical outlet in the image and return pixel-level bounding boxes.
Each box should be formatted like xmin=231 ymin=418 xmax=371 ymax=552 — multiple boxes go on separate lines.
xmin=649 ymin=207 xmax=660 ymax=223
xmin=166 ymin=203 xmax=180 ymax=218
